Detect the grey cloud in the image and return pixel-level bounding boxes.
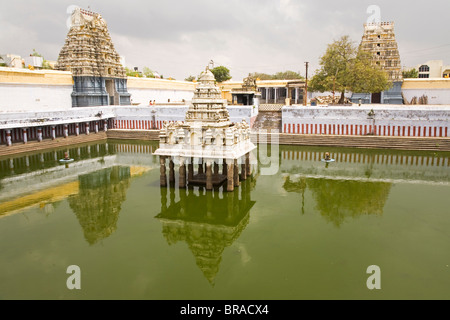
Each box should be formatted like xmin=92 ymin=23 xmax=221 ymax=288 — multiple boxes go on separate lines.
xmin=0 ymin=0 xmax=449 ymax=80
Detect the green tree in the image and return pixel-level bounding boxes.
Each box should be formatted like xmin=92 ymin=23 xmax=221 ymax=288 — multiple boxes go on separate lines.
xmin=31 ymin=49 xmax=43 ymax=57
xmin=41 ymin=60 xmax=53 ymax=70
xmin=142 ymin=67 xmax=155 ymax=78
xmin=402 ymin=68 xmax=418 ymax=79
xmin=249 ymin=71 xmax=303 ymax=80
xmin=125 ymin=67 xmax=142 ymax=77
xmin=210 ymin=66 xmax=231 ymax=83
xmin=249 ymin=72 xmax=272 ymax=80
xmin=348 ymin=50 xmax=390 ymax=94
xmin=273 ymin=71 xmax=303 ymax=80
xmin=184 ymin=75 xmax=196 ymax=82
xmin=309 ymin=35 xmax=391 ymax=104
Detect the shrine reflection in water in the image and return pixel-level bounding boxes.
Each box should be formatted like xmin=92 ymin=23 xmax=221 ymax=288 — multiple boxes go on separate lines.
xmin=0 ymin=141 xmax=449 ymax=300
xmin=156 ymin=177 xmax=256 ymax=285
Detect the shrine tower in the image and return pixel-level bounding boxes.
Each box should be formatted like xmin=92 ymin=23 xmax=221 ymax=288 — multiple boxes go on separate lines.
xmin=55 ymin=7 xmax=131 ymax=107
xmin=352 ymin=21 xmax=403 ymax=104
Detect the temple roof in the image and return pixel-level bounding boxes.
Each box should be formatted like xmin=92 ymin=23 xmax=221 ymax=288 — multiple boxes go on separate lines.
xmin=184 ymin=66 xmax=231 ymax=126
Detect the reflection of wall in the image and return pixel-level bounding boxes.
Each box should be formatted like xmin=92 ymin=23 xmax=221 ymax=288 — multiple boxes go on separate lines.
xmin=0 ymin=142 xmax=157 ymax=218
xmin=283 ymin=176 xmax=392 ymax=227
xmin=69 ymin=166 xmax=131 ymax=245
xmin=156 ymin=178 xmax=256 ymax=285
xmin=280 ymin=148 xmax=450 ymax=184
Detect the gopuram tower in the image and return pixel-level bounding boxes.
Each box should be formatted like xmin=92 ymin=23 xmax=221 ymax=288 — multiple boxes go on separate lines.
xmin=55 ymin=7 xmax=131 ymax=107
xmin=154 ymin=66 xmax=256 ymax=192
xmin=352 ymin=21 xmax=403 ymax=104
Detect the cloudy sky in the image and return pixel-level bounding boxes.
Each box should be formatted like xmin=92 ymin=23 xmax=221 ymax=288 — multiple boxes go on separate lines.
xmin=1 ymin=0 xmax=449 ymax=80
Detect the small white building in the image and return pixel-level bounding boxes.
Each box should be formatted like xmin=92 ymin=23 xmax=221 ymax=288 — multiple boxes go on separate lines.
xmin=24 ymin=56 xmax=44 ymax=69
xmin=0 ymin=54 xmax=24 ymax=69
xmin=414 ymin=60 xmax=450 ymax=78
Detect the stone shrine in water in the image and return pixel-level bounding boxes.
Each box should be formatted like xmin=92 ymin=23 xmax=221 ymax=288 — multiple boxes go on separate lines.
xmin=154 ymin=67 xmax=256 ymax=192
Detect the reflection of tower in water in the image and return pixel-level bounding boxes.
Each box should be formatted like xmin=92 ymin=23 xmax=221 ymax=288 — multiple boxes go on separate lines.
xmin=156 ymin=177 xmax=256 ymax=286
xmin=69 ymin=166 xmax=131 ymax=245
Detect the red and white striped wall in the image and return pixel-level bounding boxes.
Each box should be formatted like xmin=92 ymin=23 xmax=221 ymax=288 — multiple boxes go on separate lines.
xmin=112 ymin=119 xmax=183 ymax=130
xmin=283 ymin=122 xmax=449 ymax=137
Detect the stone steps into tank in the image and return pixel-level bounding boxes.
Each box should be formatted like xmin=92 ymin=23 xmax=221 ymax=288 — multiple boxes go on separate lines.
xmin=252 ymin=111 xmax=282 ymax=131
xmin=106 ymin=129 xmax=160 ymax=141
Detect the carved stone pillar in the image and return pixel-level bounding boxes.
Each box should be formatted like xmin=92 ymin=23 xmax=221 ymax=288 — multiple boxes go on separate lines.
xmin=206 ymin=160 xmax=213 ymax=190
xmin=246 ymin=153 xmax=251 ymax=177
xmin=227 ymin=160 xmax=234 ymax=192
xmin=160 ymin=156 xmax=167 ymax=187
xmin=22 ymin=128 xmax=27 ymax=144
xmin=5 ymin=130 xmax=11 ymax=146
xmin=37 ymin=128 xmax=42 ymax=142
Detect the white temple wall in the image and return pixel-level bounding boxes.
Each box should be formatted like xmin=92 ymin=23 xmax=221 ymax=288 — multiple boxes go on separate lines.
xmin=402 ymin=89 xmax=450 ymax=105
xmin=0 ymin=83 xmax=73 ymax=112
xmin=282 ymin=105 xmax=450 ymax=137
xmin=128 ymin=88 xmax=194 ymax=105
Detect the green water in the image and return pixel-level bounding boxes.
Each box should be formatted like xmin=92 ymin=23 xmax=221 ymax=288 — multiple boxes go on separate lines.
xmin=0 ymin=141 xmax=449 ymax=300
